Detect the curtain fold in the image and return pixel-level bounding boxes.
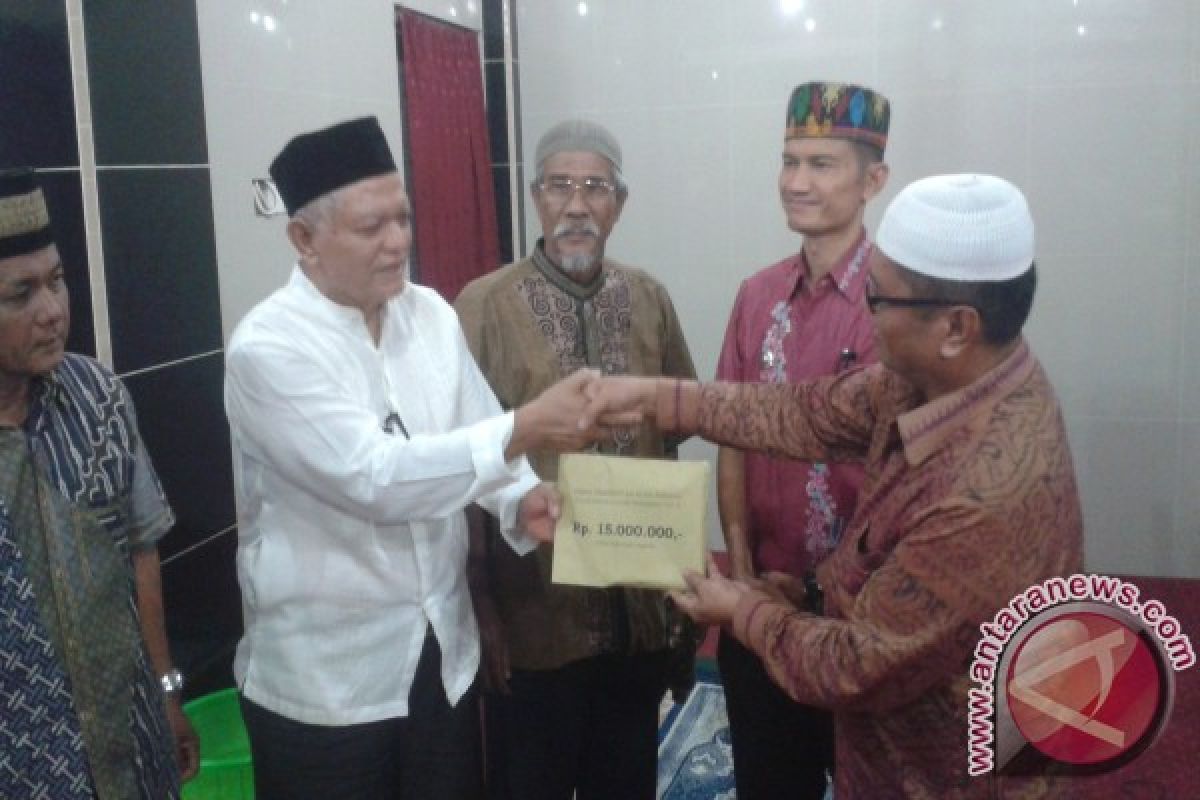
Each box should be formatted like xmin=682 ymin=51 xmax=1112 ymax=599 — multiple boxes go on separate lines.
xmin=399 ymin=10 xmax=500 ymax=302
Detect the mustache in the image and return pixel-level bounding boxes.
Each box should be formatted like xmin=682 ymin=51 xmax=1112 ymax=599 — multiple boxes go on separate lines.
xmin=552 ymin=221 xmax=601 ymax=239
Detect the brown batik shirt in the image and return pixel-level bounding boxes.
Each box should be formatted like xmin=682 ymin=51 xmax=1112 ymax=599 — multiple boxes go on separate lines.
xmin=668 ymin=339 xmax=1083 ymax=798
xmin=455 ymin=243 xmax=697 ymax=670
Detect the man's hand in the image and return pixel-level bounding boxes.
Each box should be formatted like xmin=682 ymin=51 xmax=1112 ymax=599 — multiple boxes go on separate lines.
xmin=166 ymin=696 xmax=200 ymax=781
xmin=130 ymin=547 xmax=198 ymax=781
xmin=580 ymin=374 xmax=658 ymax=431
xmin=754 ymin=571 xmax=809 ymax=609
xmin=508 ymin=369 xmax=604 ymax=459
xmin=516 ymin=482 xmax=562 ymax=543
xmin=669 ymin=554 xmax=751 ymax=627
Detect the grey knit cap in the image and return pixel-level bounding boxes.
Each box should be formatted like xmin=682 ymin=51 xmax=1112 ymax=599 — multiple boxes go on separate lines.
xmin=534 ymin=119 xmax=623 ymax=170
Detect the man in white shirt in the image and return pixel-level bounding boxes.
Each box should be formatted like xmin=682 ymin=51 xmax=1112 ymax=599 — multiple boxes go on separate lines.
xmin=224 ymin=116 xmax=600 ymax=800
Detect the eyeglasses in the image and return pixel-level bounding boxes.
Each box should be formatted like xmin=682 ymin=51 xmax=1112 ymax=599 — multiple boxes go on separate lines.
xmin=537 ymin=176 xmax=617 ymax=204
xmin=863 ymin=278 xmax=963 ymax=315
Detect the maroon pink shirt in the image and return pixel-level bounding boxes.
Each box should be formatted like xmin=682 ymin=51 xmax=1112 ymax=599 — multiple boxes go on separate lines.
xmin=724 ymin=341 xmax=1083 ymax=798
xmin=715 ymin=233 xmax=877 ymax=576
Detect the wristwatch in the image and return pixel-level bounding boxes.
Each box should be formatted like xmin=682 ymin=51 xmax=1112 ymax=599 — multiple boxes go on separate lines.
xmin=801 ymin=571 xmax=825 ymax=616
xmin=159 ymin=668 xmax=185 ymax=695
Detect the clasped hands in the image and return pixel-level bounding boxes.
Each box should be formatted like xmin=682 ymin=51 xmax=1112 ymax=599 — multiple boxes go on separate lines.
xmin=511 ymin=369 xmax=656 ymax=459
xmin=511 ymin=369 xmax=654 ymax=543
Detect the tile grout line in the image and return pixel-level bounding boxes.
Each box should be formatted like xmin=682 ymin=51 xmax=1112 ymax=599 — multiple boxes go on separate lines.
xmin=95 ymin=163 xmax=211 ymax=170
xmin=65 ymin=0 xmax=113 ymax=369
xmin=161 ymin=524 xmax=236 ymax=567
xmin=502 ymin=0 xmax=524 ymax=259
xmin=117 ymin=347 xmax=225 ymax=380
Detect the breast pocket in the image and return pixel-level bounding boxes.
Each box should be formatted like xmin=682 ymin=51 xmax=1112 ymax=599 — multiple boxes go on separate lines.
xmin=239 ymin=526 xmax=293 ymax=612
xmin=85 ymin=493 xmax=133 ymax=557
xmin=837 ymin=521 xmax=888 ymax=600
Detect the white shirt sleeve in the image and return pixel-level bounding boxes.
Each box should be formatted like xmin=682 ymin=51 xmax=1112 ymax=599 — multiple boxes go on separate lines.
xmin=446 ymin=317 xmax=541 ymax=555
xmin=225 ymin=333 xmax=532 ymax=531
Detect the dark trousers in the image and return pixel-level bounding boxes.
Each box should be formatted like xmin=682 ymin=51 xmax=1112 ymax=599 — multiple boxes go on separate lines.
xmin=484 ymin=650 xmax=670 ymax=800
xmin=718 ymin=630 xmax=833 ymax=800
xmin=240 ymin=630 xmax=482 ymax=800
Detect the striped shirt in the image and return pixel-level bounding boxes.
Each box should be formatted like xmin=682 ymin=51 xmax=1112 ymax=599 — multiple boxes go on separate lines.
xmin=1 ymin=353 xmax=179 ymax=799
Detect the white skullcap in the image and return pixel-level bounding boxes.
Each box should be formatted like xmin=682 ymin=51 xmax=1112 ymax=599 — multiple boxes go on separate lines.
xmin=875 ymin=174 xmax=1034 ymax=282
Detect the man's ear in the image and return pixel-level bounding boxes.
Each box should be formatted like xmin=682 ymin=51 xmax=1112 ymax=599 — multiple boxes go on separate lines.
xmin=612 ymin=190 xmax=628 ymax=225
xmin=938 ymin=305 xmax=982 ymax=359
xmin=863 ymin=161 xmax=889 ymax=203
xmin=286 ymin=217 xmax=316 ymax=260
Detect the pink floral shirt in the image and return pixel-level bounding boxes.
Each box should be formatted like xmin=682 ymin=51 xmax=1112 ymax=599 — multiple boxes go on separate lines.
xmin=715 ymin=232 xmax=876 ymax=576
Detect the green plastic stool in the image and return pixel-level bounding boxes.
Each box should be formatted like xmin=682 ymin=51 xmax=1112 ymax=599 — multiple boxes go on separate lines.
xmin=181 ymin=687 xmax=255 ymax=800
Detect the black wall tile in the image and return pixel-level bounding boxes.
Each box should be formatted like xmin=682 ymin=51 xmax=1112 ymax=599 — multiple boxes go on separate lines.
xmin=511 ymin=60 xmax=522 ymax=159
xmin=98 ymin=167 xmax=222 ymax=372
xmin=492 ymin=165 xmax=512 ymax=264
xmin=161 ymin=530 xmax=241 ymax=700
xmin=122 ymin=352 xmax=235 ymax=562
xmin=516 ymin=161 xmax=527 ymax=256
xmin=83 ymin=0 xmax=207 ymax=166
xmin=482 ymin=0 xmax=504 ymax=60
xmin=37 ymin=170 xmax=96 ymax=357
xmin=485 ymin=61 xmax=509 ymax=167
xmin=0 ymin=4 xmax=79 ymax=169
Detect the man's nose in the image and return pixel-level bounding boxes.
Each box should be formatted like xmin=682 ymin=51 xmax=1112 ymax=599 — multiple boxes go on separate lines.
xmin=783 ymin=166 xmax=811 ymax=193
xmin=33 ymin=287 xmax=66 ymax=325
xmin=384 ymin=220 xmax=411 ymax=251
xmin=564 ymin=186 xmax=591 ymax=215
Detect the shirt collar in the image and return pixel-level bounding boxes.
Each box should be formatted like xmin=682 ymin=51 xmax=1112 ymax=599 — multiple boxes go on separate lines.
xmin=896 ymin=339 xmax=1035 ymax=466
xmin=532 ymin=239 xmax=607 ymax=302
xmin=288 ymin=264 xmax=404 ymax=334
xmin=793 ymin=229 xmax=871 ymax=301
xmin=21 ymin=364 xmax=70 ymax=432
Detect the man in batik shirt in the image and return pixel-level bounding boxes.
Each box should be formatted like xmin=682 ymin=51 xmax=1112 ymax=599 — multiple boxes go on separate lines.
xmin=585 ymin=174 xmax=1084 ymax=799
xmin=715 ymin=80 xmax=890 ymax=800
xmin=456 ymin=119 xmax=697 ymax=800
xmin=0 ymin=168 xmax=196 ymax=798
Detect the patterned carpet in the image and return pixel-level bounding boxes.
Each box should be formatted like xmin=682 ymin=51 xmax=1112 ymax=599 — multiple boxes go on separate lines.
xmin=657 ymin=678 xmax=735 ymax=800
xmin=656 ymin=575 xmax=1198 ymax=798
xmin=656 ymin=672 xmax=833 ymax=800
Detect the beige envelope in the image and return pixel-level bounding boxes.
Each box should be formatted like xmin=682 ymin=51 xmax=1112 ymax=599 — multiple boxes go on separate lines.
xmin=551 ymin=453 xmax=709 ymax=590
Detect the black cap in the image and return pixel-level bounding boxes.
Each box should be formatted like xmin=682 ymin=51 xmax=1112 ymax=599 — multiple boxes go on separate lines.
xmin=0 ymin=168 xmax=55 ymax=259
xmin=269 ymin=116 xmax=398 ymax=216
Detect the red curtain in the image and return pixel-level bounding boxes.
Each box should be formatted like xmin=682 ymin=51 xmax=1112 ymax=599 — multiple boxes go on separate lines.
xmin=399 ymin=10 xmax=500 ymax=302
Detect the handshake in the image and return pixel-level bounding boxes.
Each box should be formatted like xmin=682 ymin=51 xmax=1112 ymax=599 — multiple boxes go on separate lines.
xmin=504 ymin=368 xmax=667 ymax=460
xmin=506 ymin=368 xmax=675 ymax=545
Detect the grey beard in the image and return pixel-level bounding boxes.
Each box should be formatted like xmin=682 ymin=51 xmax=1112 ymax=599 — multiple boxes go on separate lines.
xmin=560 ymin=252 xmax=598 ymax=275
xmin=552 ymin=221 xmax=602 ymax=276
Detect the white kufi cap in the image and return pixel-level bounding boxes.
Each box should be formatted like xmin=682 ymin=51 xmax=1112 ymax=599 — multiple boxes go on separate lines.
xmin=875 ymin=174 xmax=1034 ymax=282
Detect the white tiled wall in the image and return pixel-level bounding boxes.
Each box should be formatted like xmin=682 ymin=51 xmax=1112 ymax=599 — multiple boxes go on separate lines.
xmin=517 ymin=0 xmax=1200 ymax=577
xmin=198 ymin=1 xmax=484 ymax=338
xmin=194 ymin=0 xmax=1198 ymax=576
